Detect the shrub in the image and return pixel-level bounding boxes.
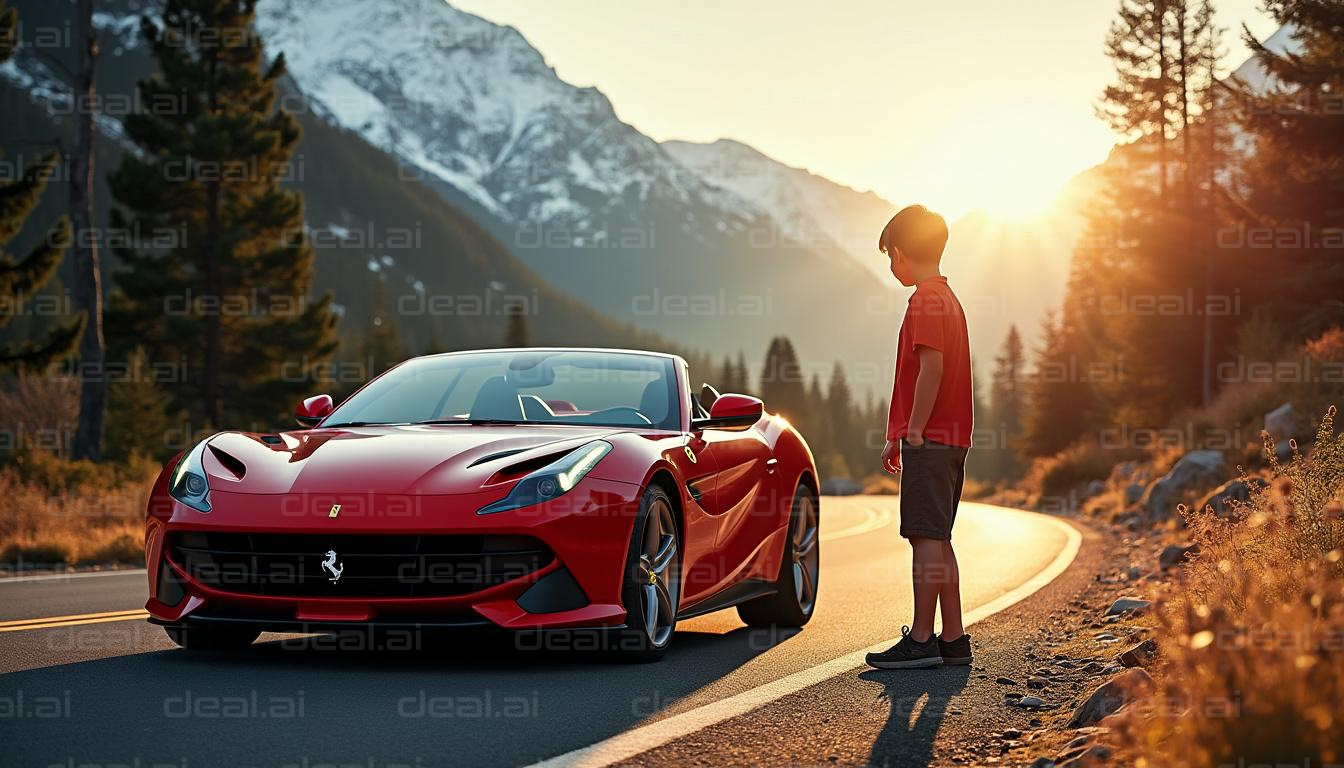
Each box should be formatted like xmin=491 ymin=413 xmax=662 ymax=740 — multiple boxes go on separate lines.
xmin=77 ymin=532 xmax=145 ymax=566
xmin=0 ymin=453 xmax=157 ymax=568
xmin=1 ymin=540 xmax=74 ymax=568
xmin=1024 ymin=439 xmax=1128 ymax=503
xmin=1117 ymin=407 xmax=1344 ymax=765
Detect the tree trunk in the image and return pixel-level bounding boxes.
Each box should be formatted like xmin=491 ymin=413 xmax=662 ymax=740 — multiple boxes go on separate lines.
xmin=71 ymin=0 xmax=105 ymax=461
xmin=1156 ymin=0 xmax=1169 ymax=206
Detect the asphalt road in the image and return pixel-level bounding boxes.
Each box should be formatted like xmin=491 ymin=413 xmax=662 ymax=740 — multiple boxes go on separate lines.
xmin=0 ymin=497 xmax=1078 ymax=768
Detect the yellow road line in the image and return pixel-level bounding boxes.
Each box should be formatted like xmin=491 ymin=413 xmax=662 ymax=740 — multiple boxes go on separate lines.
xmin=0 ymin=609 xmax=149 ymax=633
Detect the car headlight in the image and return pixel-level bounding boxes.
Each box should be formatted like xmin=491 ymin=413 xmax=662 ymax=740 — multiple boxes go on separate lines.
xmin=477 ymin=440 xmax=612 ymax=515
xmin=169 ymin=441 xmax=212 ymax=513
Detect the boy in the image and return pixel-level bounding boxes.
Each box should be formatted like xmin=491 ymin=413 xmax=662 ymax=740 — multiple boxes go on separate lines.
xmin=865 ymin=204 xmax=975 ymax=670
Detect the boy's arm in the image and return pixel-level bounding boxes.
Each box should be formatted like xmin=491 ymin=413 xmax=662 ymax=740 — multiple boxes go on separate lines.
xmin=906 ymin=346 xmax=944 ymax=446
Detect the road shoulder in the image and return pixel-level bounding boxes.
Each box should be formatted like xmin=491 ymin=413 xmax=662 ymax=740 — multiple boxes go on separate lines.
xmin=614 ymin=514 xmax=1111 ymax=767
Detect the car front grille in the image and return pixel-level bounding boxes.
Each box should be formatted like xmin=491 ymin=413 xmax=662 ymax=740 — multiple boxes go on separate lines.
xmin=167 ymin=532 xmax=553 ymax=598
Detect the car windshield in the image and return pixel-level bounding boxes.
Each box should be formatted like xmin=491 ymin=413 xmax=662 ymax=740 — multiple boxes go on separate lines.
xmin=323 ymin=350 xmax=681 ymax=430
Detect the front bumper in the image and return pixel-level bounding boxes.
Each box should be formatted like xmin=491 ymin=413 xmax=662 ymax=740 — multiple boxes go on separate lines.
xmin=144 ymin=477 xmax=643 ymax=631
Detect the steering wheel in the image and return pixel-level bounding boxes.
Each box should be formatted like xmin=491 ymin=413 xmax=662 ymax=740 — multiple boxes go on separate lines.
xmin=583 ymin=407 xmax=653 ymax=425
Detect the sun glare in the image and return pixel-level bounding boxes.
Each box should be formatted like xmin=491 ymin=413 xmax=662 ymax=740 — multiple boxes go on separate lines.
xmin=900 ymin=105 xmax=1112 ymax=221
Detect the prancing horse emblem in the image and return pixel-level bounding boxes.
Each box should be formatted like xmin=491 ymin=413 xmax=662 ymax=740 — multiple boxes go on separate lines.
xmin=321 ymin=550 xmax=344 ymax=583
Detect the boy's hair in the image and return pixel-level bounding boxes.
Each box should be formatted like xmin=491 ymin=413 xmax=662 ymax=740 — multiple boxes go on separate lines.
xmin=878 ymin=205 xmax=948 ymax=265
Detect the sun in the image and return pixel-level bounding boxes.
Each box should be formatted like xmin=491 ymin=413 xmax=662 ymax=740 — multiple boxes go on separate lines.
xmin=907 ymin=103 xmax=1112 ymax=221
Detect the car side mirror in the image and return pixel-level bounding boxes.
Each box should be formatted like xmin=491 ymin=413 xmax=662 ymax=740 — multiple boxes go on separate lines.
xmin=692 ymin=393 xmax=763 ymax=431
xmin=295 ymin=394 xmax=334 ymax=427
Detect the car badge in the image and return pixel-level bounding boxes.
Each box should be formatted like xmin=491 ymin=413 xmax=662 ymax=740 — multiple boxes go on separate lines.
xmin=322 ymin=550 xmax=344 ymax=583
xmin=328 ymin=503 xmax=341 ymax=518
xmin=684 ymin=446 xmax=697 ymax=463
xmin=648 ymin=570 xmax=658 ymax=585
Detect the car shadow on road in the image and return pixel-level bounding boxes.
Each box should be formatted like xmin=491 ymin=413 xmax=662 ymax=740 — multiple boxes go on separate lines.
xmin=0 ymin=625 xmax=803 ymax=767
xmin=857 ymin=666 xmax=971 ymax=767
xmin=165 ymin=623 xmax=805 ymax=671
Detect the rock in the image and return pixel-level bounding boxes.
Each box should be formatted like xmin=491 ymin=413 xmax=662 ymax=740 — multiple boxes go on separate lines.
xmin=1140 ymin=450 xmax=1226 ymax=521
xmin=996 ymin=676 xmax=1018 ymax=685
xmin=1017 ymin=696 xmax=1047 ymax=709
xmin=1067 ymin=669 xmax=1154 ymax=728
xmin=1108 ymin=460 xmax=1141 ymax=486
xmin=1057 ymin=744 xmax=1112 ymax=767
xmin=1001 ymin=729 xmax=1023 ymax=739
xmin=1119 ymin=638 xmax=1158 ymax=668
xmin=1027 ymin=679 xmax=1047 ymax=689
xmin=1063 ymin=734 xmax=1094 ymax=751
xmin=1123 ymin=483 xmax=1146 ymax=506
xmin=1195 ymin=478 xmax=1266 ymax=519
xmin=1159 ymin=543 xmax=1200 ymax=569
xmin=1264 ymin=402 xmax=1295 ymax=459
xmin=1029 ymin=758 xmax=1056 ymax=768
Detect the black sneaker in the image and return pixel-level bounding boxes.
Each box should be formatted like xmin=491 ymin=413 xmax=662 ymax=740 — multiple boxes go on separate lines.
xmin=938 ymin=633 xmax=973 ymax=665
xmin=866 ymin=626 xmax=943 ymax=669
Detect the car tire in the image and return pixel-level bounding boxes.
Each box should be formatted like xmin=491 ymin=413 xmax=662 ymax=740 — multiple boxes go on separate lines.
xmin=163 ymin=624 xmax=261 ymax=651
xmin=737 ymin=485 xmax=819 ymax=628
xmin=617 ymin=484 xmax=682 ymax=662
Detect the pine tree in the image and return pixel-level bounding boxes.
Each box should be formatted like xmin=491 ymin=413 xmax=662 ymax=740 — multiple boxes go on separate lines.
xmin=103 ymin=346 xmax=179 ymax=462
xmin=363 ymin=273 xmax=403 ymax=374
xmin=1099 ymin=0 xmax=1175 ymax=201
xmin=825 ymin=361 xmax=859 ymax=477
xmin=759 ymin=337 xmax=806 ymax=425
xmin=504 ymin=304 xmax=529 ymax=347
xmin=106 ymin=0 xmax=337 ymax=430
xmin=1234 ymin=2 xmax=1344 ymax=334
xmin=737 ymin=352 xmax=752 ymax=394
xmin=805 ymin=372 xmax=829 ymax=457
xmin=1093 ymin=0 xmax=1223 ymax=422
xmin=1022 ymin=310 xmax=1098 ymax=457
xmin=0 ymin=0 xmax=84 ymax=370
xmin=987 ymin=326 xmax=1025 ymax=478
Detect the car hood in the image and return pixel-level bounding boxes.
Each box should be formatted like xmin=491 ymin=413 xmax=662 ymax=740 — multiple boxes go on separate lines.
xmin=200 ymin=425 xmax=622 ymax=495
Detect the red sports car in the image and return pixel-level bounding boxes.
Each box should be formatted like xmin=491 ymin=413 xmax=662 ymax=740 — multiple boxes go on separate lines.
xmin=144 ymin=348 xmax=820 ymax=659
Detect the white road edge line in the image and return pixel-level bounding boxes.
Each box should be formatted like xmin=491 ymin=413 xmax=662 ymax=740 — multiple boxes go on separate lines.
xmin=0 ymin=569 xmax=147 ymax=584
xmin=525 ymin=513 xmax=1083 ymax=768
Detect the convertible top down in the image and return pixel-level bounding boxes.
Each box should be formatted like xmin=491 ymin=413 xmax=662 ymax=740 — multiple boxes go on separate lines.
xmin=145 ymin=348 xmax=820 ymax=659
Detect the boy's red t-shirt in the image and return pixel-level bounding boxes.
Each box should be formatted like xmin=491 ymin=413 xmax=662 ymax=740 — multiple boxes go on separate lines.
xmin=886 ymin=275 xmax=974 ymax=447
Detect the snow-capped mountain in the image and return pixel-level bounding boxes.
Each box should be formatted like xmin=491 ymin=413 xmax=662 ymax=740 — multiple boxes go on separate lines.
xmin=255 ymin=0 xmax=756 ymax=238
xmin=1229 ymin=23 xmax=1299 ymax=93
xmin=664 ymin=139 xmax=897 ymax=280
xmin=246 ymin=0 xmax=896 ymax=375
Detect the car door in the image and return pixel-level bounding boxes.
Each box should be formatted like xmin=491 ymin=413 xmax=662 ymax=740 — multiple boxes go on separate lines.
xmin=690 ymin=417 xmax=775 ymax=590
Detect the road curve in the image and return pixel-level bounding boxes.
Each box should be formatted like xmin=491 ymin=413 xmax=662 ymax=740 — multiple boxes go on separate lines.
xmin=0 ymin=497 xmax=1077 ymax=768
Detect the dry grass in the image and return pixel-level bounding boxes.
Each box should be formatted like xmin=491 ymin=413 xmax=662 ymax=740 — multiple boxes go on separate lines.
xmin=1023 ymin=439 xmax=1144 ymax=504
xmin=0 ymin=450 xmax=158 ymax=569
xmin=1116 ymin=407 xmax=1344 ymax=766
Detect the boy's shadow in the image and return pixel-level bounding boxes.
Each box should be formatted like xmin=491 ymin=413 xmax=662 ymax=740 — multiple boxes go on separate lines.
xmin=858 ymin=665 xmax=971 ymax=767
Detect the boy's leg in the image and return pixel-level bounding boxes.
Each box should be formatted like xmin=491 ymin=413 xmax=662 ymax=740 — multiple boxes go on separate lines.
xmin=939 ymin=447 xmax=968 ymax=640
xmin=909 ymin=536 xmax=945 ymax=642
xmin=937 ymin=540 xmax=964 ymax=640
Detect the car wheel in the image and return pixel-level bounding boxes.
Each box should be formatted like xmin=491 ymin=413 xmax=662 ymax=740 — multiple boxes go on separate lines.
xmin=618 ymin=484 xmax=681 ymax=662
xmin=737 ymin=485 xmax=819 ymax=627
xmin=163 ymin=624 xmax=261 ymax=651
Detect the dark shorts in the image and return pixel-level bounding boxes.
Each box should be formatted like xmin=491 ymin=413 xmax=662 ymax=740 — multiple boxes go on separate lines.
xmin=899 ymin=439 xmax=969 ymax=541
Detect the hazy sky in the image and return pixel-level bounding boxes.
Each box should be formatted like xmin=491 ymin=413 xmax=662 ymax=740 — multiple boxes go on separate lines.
xmin=451 ymin=0 xmax=1278 ymax=221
